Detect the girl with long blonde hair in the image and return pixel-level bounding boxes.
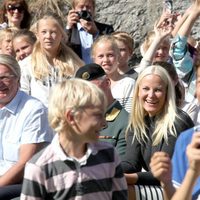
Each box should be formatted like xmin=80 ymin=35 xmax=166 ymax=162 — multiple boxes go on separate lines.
xmin=20 ymin=11 xmax=84 ymax=106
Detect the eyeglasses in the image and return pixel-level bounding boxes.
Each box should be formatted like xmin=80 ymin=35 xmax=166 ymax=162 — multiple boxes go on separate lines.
xmin=7 ymin=4 xmax=24 ymax=13
xmin=0 ymin=74 xmax=16 ymax=82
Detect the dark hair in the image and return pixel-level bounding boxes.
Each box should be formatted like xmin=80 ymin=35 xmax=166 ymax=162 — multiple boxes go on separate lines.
xmin=0 ymin=0 xmax=31 ymax=28
xmin=153 ymin=61 xmax=185 ymax=107
xmin=13 ymin=28 xmax=36 ymax=44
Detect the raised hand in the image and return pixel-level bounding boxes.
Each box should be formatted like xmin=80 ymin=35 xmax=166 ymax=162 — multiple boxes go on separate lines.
xmin=67 ymin=9 xmax=79 ymax=29
xmin=154 ymin=13 xmax=174 ymax=40
xmin=79 ymin=18 xmax=98 ymax=36
xmin=150 ymin=152 xmax=172 ymax=186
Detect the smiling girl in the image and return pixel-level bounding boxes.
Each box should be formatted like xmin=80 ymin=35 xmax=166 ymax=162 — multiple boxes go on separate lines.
xmin=20 ymin=12 xmax=84 ymax=106
xmin=91 ymin=35 xmax=135 ymax=113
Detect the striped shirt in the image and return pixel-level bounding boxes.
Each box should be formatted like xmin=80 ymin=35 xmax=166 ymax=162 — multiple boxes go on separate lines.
xmin=111 ymin=76 xmax=135 ymax=113
xmin=20 ymin=135 xmax=128 ymax=200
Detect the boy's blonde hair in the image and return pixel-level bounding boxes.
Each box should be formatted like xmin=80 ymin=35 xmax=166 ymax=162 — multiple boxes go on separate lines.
xmin=128 ymin=65 xmax=178 ymax=146
xmin=31 ymin=12 xmax=84 ymax=80
xmin=112 ymin=31 xmax=134 ymax=54
xmin=48 ymin=78 xmax=107 ymax=134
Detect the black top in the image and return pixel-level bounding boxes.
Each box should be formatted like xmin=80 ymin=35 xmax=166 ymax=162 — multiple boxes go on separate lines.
xmin=121 ymin=108 xmax=194 ymax=185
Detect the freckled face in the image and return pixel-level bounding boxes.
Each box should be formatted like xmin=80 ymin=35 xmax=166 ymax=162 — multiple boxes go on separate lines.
xmin=138 ymin=74 xmax=167 ymax=116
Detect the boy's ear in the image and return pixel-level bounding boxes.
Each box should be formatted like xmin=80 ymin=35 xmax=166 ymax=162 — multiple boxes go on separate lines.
xmin=65 ymin=109 xmax=76 ymax=125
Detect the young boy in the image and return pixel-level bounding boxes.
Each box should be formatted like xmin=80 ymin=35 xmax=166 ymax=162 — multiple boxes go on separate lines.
xmin=20 ymin=78 xmax=128 ymax=200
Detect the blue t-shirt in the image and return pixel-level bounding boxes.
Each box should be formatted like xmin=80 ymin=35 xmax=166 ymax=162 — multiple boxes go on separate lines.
xmin=172 ymin=127 xmax=200 ymax=199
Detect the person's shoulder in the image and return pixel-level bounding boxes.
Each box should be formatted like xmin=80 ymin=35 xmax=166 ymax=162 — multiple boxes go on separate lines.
xmin=176 ymin=107 xmax=194 ymax=126
xmin=18 ymin=55 xmax=32 ymax=67
xmin=91 ymin=141 xmax=117 ymax=155
xmin=177 ymin=107 xmax=191 ymax=117
xmin=125 ymin=68 xmax=138 ymax=80
xmin=118 ymin=76 xmax=135 ymax=84
xmin=19 ymin=56 xmax=32 ymax=75
xmin=95 ymin=21 xmax=114 ymax=34
xmin=107 ymin=100 xmax=129 ymax=117
xmin=29 ymin=143 xmax=55 ymax=167
xmin=18 ymin=90 xmax=47 ymax=110
xmin=176 ymin=127 xmax=194 ymax=144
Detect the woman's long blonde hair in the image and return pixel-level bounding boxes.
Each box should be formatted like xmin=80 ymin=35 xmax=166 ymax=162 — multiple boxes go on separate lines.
xmin=128 ymin=65 xmax=178 ymax=146
xmin=31 ymin=12 xmax=84 ymax=80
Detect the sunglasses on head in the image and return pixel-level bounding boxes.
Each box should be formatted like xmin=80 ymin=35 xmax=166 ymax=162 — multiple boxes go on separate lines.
xmin=7 ymin=4 xmax=24 ymax=13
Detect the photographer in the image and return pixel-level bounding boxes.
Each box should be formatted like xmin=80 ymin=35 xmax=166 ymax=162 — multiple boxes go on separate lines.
xmin=66 ymin=0 xmax=114 ymax=64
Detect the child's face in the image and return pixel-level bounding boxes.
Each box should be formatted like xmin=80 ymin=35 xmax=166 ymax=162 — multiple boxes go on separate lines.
xmin=93 ymin=41 xmax=118 ymax=75
xmin=37 ymin=18 xmax=63 ymax=55
xmin=115 ymin=40 xmax=131 ymax=66
xmin=74 ymin=105 xmax=106 ymax=142
xmin=0 ymin=34 xmax=14 ymax=56
xmin=13 ymin=36 xmax=33 ymax=61
xmin=153 ymin=40 xmax=170 ymax=62
xmin=196 ymin=67 xmax=200 ymax=103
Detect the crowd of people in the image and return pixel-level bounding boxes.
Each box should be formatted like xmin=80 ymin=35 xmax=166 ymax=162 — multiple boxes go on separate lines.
xmin=1 ymin=0 xmax=200 ymax=199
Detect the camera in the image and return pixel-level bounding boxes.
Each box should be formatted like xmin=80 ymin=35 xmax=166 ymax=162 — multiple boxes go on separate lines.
xmin=77 ymin=10 xmax=92 ymax=21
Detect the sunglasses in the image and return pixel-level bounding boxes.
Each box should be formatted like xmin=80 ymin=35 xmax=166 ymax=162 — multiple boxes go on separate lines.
xmin=7 ymin=4 xmax=24 ymax=13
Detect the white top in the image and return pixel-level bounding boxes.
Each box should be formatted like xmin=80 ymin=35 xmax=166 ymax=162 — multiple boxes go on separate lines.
xmin=182 ymin=98 xmax=200 ymax=126
xmin=20 ymin=56 xmax=69 ymax=107
xmin=111 ymin=76 xmax=135 ymax=113
xmin=0 ymin=90 xmax=54 ymax=175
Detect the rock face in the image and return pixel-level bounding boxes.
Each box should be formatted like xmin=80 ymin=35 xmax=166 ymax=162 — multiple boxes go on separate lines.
xmin=94 ymin=0 xmax=197 ymax=60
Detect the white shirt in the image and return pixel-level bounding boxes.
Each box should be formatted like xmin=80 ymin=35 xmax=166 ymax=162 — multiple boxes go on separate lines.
xmin=20 ymin=56 xmax=69 ymax=107
xmin=111 ymin=77 xmax=135 ymax=113
xmin=0 ymin=90 xmax=54 ymax=175
xmin=77 ymin=23 xmax=93 ymax=64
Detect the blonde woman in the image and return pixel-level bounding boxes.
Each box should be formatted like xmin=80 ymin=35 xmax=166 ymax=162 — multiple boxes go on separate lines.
xmin=121 ymin=65 xmax=193 ymax=199
xmin=20 ymin=11 xmax=84 ymax=106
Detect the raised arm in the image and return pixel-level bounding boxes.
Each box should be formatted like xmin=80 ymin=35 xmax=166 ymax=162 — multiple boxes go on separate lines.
xmin=140 ymin=13 xmax=173 ymax=69
xmin=177 ymin=2 xmax=200 ymax=38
